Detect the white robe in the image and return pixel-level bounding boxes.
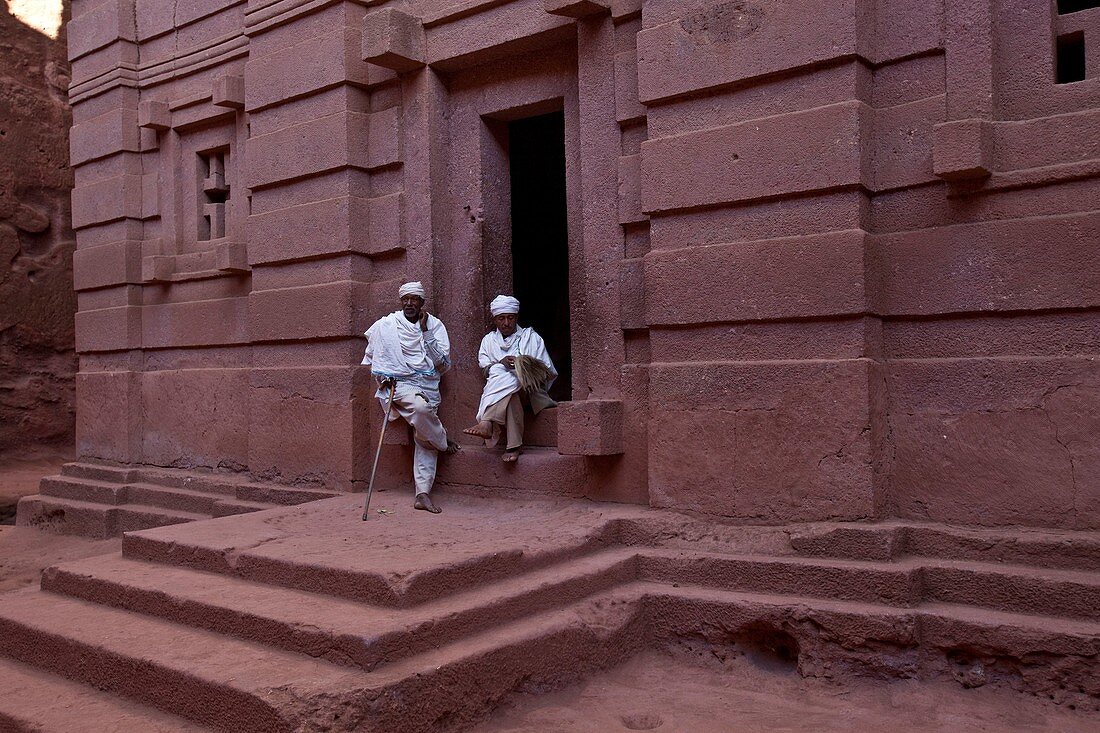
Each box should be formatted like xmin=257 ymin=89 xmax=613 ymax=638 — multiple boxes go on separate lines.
xmin=362 ymin=311 xmax=450 ymax=410
xmin=476 ymin=326 xmax=556 ymax=420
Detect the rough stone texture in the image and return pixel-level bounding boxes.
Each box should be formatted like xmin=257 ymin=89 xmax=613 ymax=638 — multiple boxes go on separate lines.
xmin=46 ymin=0 xmax=1100 ymax=534
xmin=1 ymin=493 xmax=1099 ymax=729
xmin=0 ymin=1 xmax=76 ymax=456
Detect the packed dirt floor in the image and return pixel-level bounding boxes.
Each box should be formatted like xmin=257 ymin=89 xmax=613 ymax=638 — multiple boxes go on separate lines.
xmin=474 ymin=649 xmax=1100 ymax=733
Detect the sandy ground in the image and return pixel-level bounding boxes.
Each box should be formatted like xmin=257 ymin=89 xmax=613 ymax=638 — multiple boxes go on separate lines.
xmin=0 ymin=448 xmax=120 ymax=592
xmin=474 ymin=650 xmax=1100 ymax=733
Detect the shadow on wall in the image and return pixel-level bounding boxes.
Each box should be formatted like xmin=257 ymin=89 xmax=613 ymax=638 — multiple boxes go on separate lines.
xmin=0 ymin=0 xmax=77 ymax=457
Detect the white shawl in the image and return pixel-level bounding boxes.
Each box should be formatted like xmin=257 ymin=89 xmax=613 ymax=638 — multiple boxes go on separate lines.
xmin=476 ymin=326 xmax=556 ymax=419
xmin=362 ymin=311 xmax=450 ymax=407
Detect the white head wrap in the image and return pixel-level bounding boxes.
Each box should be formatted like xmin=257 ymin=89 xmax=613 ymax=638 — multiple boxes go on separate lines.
xmin=398 ymin=281 xmax=425 ymax=299
xmin=490 ymin=295 xmax=520 ymax=317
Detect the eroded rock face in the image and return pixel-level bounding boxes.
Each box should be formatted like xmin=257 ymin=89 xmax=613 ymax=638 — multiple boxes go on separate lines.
xmin=0 ymin=2 xmax=76 ymax=455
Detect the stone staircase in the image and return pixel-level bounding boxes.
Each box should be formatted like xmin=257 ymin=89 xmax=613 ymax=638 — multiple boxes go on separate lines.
xmin=0 ymin=495 xmax=1097 ymax=731
xmin=16 ymin=462 xmax=340 ymax=538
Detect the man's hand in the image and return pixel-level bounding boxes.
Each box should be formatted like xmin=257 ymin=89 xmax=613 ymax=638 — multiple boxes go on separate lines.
xmin=501 ymin=356 xmax=516 ymax=370
xmin=419 ymin=310 xmax=429 ymax=332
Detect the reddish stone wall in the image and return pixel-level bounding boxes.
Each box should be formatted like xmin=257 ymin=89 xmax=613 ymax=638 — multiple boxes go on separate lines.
xmin=66 ymin=0 xmax=1100 ymax=529
xmin=0 ymin=2 xmax=77 ymax=455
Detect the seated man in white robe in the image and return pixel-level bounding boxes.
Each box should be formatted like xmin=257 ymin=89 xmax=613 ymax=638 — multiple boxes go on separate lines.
xmin=463 ymin=295 xmax=557 ymax=463
xmin=362 ymin=281 xmax=459 ymax=513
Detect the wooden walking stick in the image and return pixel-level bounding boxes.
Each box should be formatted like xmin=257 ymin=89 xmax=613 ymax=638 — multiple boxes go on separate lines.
xmin=362 ymin=380 xmax=397 ymax=520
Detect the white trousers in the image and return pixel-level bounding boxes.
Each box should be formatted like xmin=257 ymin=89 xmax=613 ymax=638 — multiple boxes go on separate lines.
xmin=385 ymin=383 xmax=449 ymax=495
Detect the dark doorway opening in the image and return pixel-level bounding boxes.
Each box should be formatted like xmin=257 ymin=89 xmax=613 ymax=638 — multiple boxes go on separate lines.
xmin=508 ymin=111 xmax=571 ymax=402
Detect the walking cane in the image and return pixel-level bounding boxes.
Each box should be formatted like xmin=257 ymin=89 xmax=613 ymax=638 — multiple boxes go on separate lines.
xmin=362 ymin=380 xmax=397 ymax=520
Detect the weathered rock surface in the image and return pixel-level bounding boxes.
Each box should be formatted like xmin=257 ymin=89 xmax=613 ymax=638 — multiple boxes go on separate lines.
xmin=0 ymin=1 xmax=76 ymax=455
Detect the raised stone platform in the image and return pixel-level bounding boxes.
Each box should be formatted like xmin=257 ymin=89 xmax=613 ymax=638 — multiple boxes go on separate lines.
xmin=0 ymin=493 xmax=1098 ymax=731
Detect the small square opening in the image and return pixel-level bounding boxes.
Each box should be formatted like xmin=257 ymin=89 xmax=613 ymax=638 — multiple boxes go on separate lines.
xmin=1057 ymin=0 xmax=1100 ymax=15
xmin=1056 ymin=32 xmax=1087 ymax=83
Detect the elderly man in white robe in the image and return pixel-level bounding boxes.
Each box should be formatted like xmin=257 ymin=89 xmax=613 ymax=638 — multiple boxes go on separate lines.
xmin=361 ymin=281 xmax=459 ymax=513
xmin=463 ymin=295 xmax=557 ymax=462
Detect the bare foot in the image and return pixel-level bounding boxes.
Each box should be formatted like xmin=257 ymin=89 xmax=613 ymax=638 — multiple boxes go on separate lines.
xmin=462 ymin=421 xmax=493 ymax=439
xmin=414 ymin=493 xmax=442 ymax=513
xmin=445 ymin=439 xmax=461 ymax=455
xmin=502 ymin=449 xmax=519 ymax=464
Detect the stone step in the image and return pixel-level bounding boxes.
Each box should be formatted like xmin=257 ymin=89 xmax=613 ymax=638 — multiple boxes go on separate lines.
xmin=119 ymin=497 xmax=619 ymax=607
xmin=42 ymin=547 xmax=637 ymax=672
xmin=642 ymin=549 xmax=1100 ymax=621
xmin=0 ymin=585 xmax=645 ymax=732
xmin=211 ymin=497 xmax=280 ymax=517
xmin=124 ymin=482 xmax=236 ymax=514
xmin=232 ymin=482 xmax=340 ymax=506
xmin=643 ymin=582 xmax=1100 ymax=691
xmin=59 ymin=462 xmax=137 ymax=484
xmin=0 ymin=656 xmax=208 ymax=733
xmin=436 ymin=446 xmax=588 ymax=497
xmin=640 ymin=549 xmax=921 ymax=606
xmin=40 ymin=475 xmax=127 ymax=505
xmin=16 ymin=495 xmax=209 ymax=539
xmin=789 ymin=521 xmax=1100 ymax=571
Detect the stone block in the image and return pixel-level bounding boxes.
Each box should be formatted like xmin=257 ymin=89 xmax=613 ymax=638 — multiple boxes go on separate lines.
xmin=248 ymin=368 xmax=358 ymax=491
xmin=138 ymin=100 xmax=171 ymax=131
xmin=141 ymin=369 xmax=250 ymax=470
xmin=249 ymin=281 xmax=373 ymax=342
xmin=557 ymin=400 xmax=624 ymax=455
xmin=68 ymin=0 xmax=137 ymax=60
xmin=933 ymin=118 xmax=992 ymax=181
xmin=619 ymin=259 xmax=645 ymax=331
xmin=216 ymin=241 xmax=249 ymax=272
xmin=213 ymin=75 xmax=245 ymax=109
xmin=247 ymin=112 xmax=370 ymax=188
xmin=544 ymin=0 xmax=611 ymax=18
xmin=142 ymin=299 xmax=250 ymax=349
xmin=617 ymin=154 xmax=644 ymax=225
xmin=640 ymin=102 xmax=867 ymax=213
xmin=362 ymin=8 xmax=425 ymax=73
xmin=245 ymin=29 xmax=375 ymax=111
xmin=644 ymin=230 xmax=868 ymax=326
xmin=873 ymin=211 xmax=1100 ymax=316
xmin=76 ymin=371 xmax=142 ymax=463
xmin=637 ymin=0 xmax=859 ymax=103
xmin=73 ymin=240 xmax=143 ymax=291
xmin=141 ymin=254 xmax=174 ymax=283
xmin=70 ymin=108 xmax=140 ymax=166
xmin=71 ymin=175 xmax=144 ymax=229
xmin=75 ymin=306 xmax=142 ymax=353
xmin=649 ymin=359 xmax=875 ymax=522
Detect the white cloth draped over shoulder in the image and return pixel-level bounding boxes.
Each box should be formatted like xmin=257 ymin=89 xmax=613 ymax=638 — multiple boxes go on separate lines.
xmin=362 ymin=311 xmax=450 ymax=412
xmin=476 ymin=326 xmax=556 ymax=420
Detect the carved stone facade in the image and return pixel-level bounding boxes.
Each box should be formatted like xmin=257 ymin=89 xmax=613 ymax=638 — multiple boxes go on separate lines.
xmin=64 ymin=0 xmax=1100 ymax=529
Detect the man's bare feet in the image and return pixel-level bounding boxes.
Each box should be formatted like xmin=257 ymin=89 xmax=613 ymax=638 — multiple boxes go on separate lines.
xmin=445 ymin=439 xmax=460 ymax=455
xmin=462 ymin=421 xmax=493 ymax=439
xmin=502 ymin=449 xmax=519 ymax=464
xmin=414 ymin=493 xmax=441 ymax=513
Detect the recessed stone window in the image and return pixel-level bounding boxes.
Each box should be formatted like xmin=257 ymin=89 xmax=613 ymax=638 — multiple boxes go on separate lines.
xmin=199 ymin=148 xmax=230 ymax=241
xmin=1056 ymin=32 xmax=1087 ymax=83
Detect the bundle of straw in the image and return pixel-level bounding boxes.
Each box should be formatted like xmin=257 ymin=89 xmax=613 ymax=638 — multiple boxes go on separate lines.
xmin=513 ymin=354 xmax=554 ymax=394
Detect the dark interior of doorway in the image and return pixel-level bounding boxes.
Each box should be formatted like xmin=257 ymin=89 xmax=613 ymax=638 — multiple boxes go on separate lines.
xmin=508 ymin=111 xmax=571 ymax=402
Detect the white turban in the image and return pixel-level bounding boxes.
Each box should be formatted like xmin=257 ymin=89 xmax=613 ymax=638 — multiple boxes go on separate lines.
xmin=398 ymin=281 xmax=425 ymax=299
xmin=490 ymin=295 xmax=520 ymax=317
